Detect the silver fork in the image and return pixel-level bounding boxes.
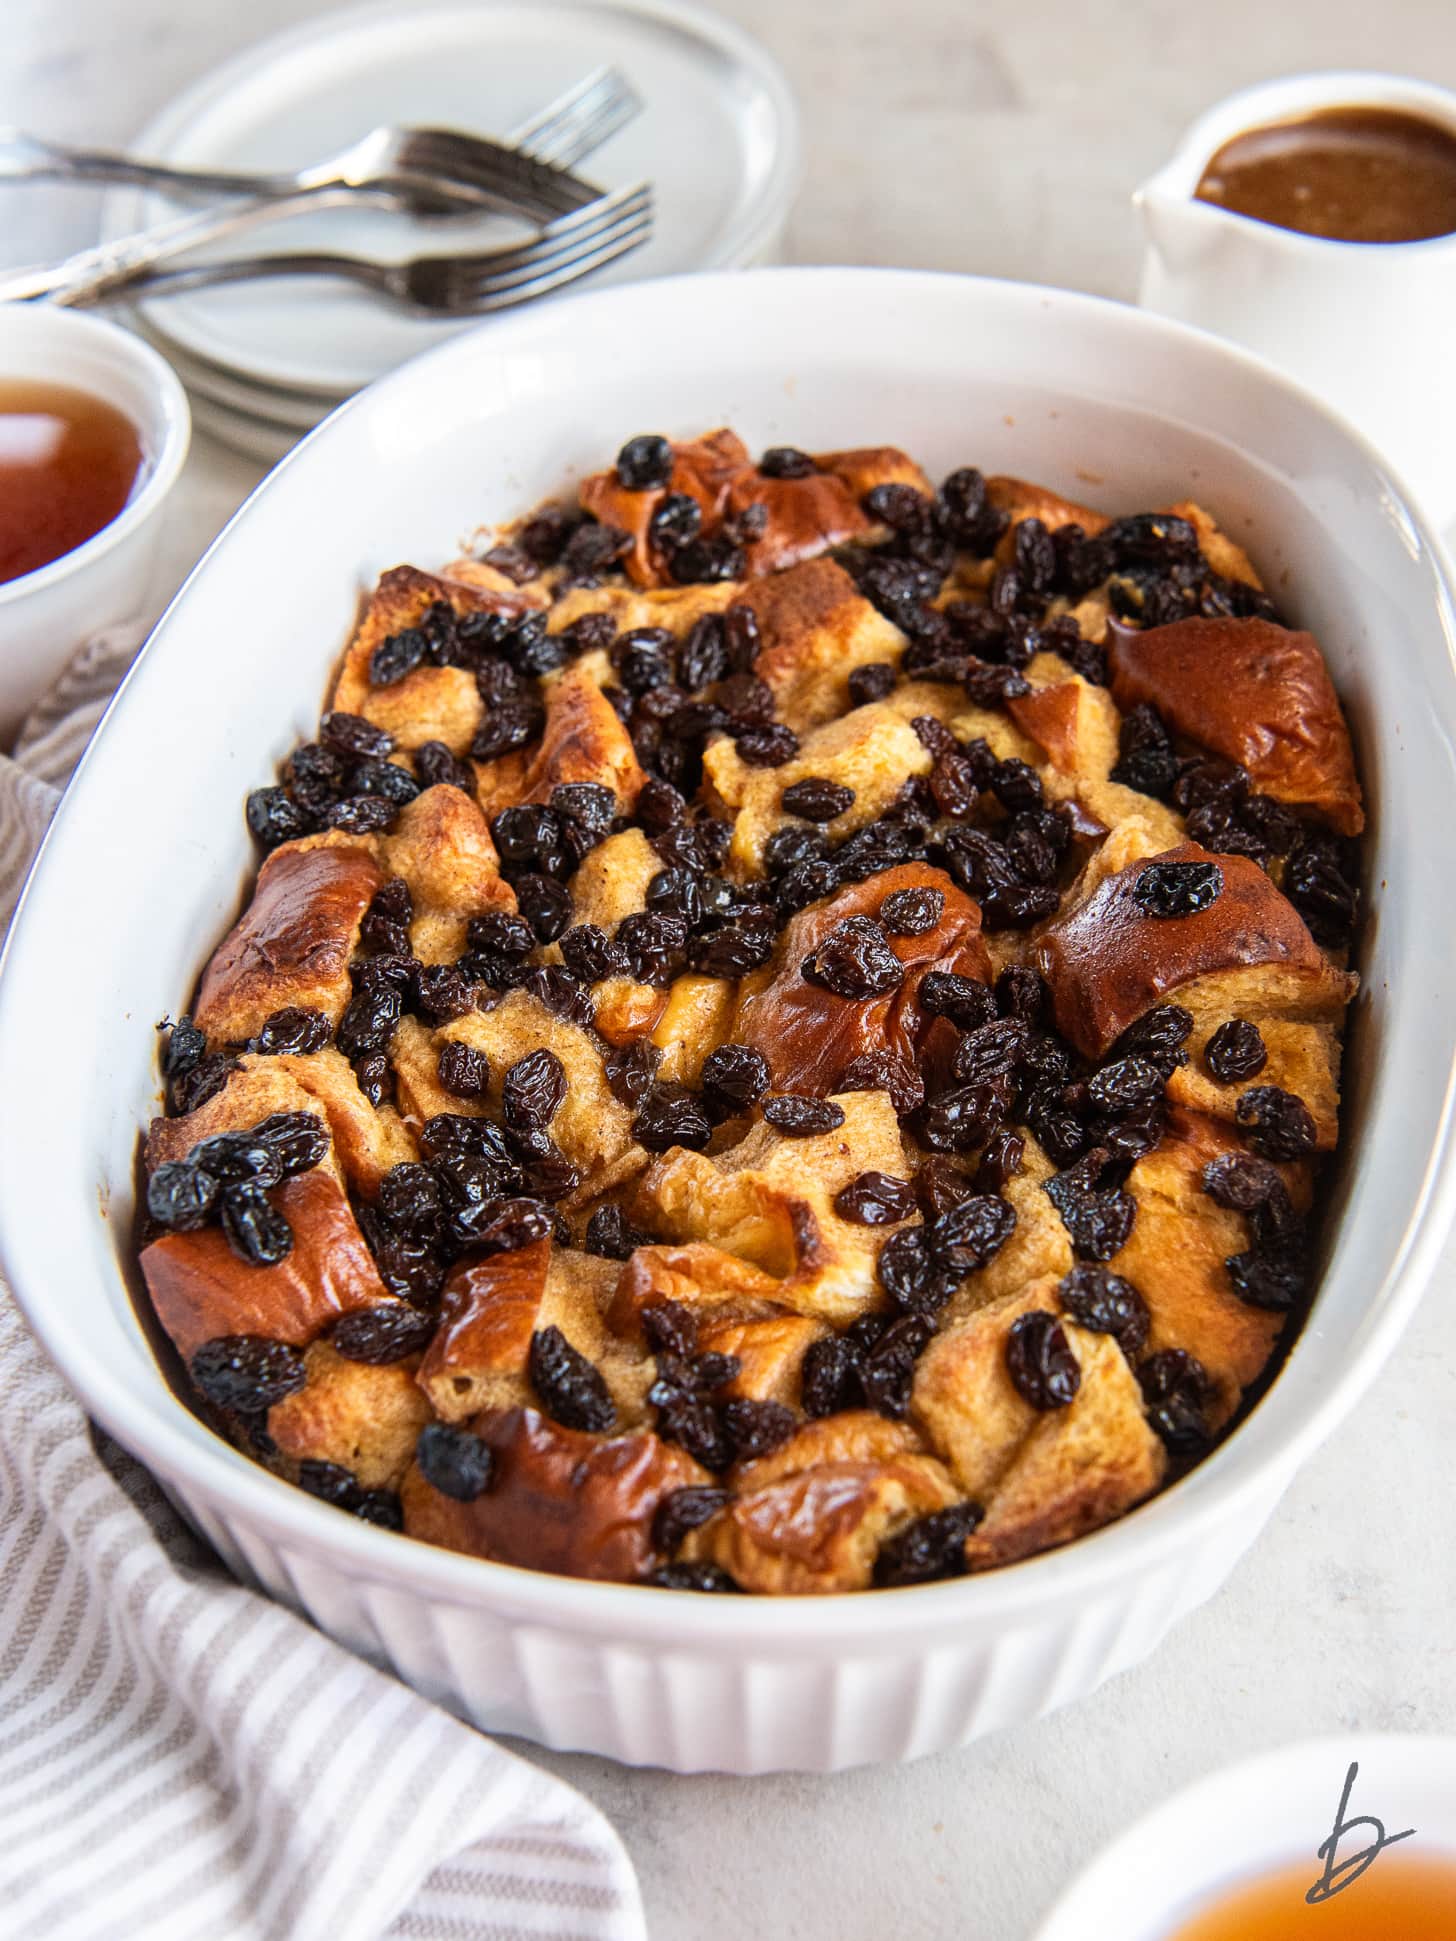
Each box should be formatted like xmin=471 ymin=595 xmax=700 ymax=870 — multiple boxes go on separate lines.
xmin=55 ymin=180 xmax=655 ymax=316
xmin=0 ymin=65 xmax=637 ymax=213
xmin=0 ymin=68 xmax=639 ymax=306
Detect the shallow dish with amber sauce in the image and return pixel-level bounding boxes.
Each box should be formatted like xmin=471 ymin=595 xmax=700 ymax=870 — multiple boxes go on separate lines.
xmin=1 ymin=270 xmax=1453 ymax=1771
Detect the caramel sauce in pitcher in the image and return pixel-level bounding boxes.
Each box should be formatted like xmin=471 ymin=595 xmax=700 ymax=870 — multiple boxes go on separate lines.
xmin=0 ymin=379 xmax=143 ymax=585
xmin=1195 ymin=107 xmax=1456 ymax=243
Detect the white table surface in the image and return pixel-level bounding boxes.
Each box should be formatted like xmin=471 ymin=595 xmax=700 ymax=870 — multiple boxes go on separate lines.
xmin=4 ymin=4 xmax=1454 ymax=1936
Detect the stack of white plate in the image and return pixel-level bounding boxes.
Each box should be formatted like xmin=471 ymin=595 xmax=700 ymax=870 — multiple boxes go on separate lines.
xmin=104 ymin=0 xmax=800 ymax=465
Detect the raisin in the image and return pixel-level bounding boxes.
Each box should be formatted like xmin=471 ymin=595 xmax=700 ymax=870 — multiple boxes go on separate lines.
xmin=634 ymin=1086 xmax=712 ymax=1153
xmin=379 ymin=1164 xmax=445 ymax=1234
xmin=146 ymin=1160 xmax=219 ymax=1232
xmin=929 ymin=1193 xmax=1016 ymax=1269
xmin=503 ymin=1048 xmax=567 ymax=1129
xmin=653 ymin=1485 xmax=730 ymax=1553
xmin=331 ymin=1304 xmax=436 ymax=1364
xmin=649 ymin=1562 xmax=741 ymax=1592
xmin=1088 ymin=1057 xmax=1165 ymax=1112
xmin=1057 ymin=1264 xmax=1149 ymax=1357
xmin=161 ymin=1014 xmax=207 ymax=1079
xmin=191 ymin=1335 xmax=306 ymax=1413
xmin=1113 ymin=1004 xmax=1193 ymax=1074
xmin=1109 ymin=703 xmax=1179 ymax=798
xmin=352 ymin=1051 xmax=394 ymax=1109
xmin=603 ymin=1039 xmax=662 ymax=1109
xmin=651 ymin=491 xmax=703 ymax=553
xmin=217 ymin=1182 xmax=294 ymax=1265
xmin=584 ymin=1204 xmax=654 ymax=1260
xmin=838 ymin=1050 xmax=925 ymax=1116
xmin=873 ymin=1502 xmax=983 ymax=1587
xmin=253 ymin=1111 xmax=330 ymax=1177
xmin=417 ymin=1043 xmax=483 ymax=1111
xmin=951 ymin=1016 xmax=1029 ymax=1084
xmin=298 ymin=1458 xmax=361 ymax=1506
xmin=848 ymin=661 xmax=898 ymax=705
xmin=880 ymin=886 xmax=943 ymax=936
xmin=412 ymin=741 xmax=472 ymax=793
xmin=1236 ymin=1085 xmax=1317 ymax=1161
xmin=974 ymin=1128 xmax=1025 ymax=1193
xmin=928 ymin=750 xmax=980 ymax=820
xmin=877 ymin=1226 xmax=956 ymax=1316
xmin=319 ymin=710 xmax=391 ymax=760
xmin=612 ymin=626 xmax=675 ymax=694
xmin=245 ymin=786 xmax=312 ymax=850
xmin=995 ymin=966 xmax=1048 ymax=1026
xmin=670 ymin=534 xmax=745 ymax=584
xmin=801 ymin=1335 xmax=862 ymax=1416
xmin=922 ymin=1081 xmax=1014 ymax=1158
xmin=369 ymin=626 xmax=428 ymax=686
xmin=1138 ymin=1349 xmax=1212 ymax=1455
xmin=700 ymin=1043 xmax=771 ymax=1115
xmin=1132 ymin=859 xmax=1224 ymax=917
xmin=1200 ymin=1151 xmax=1284 ymax=1212
xmin=919 ymin=971 xmax=997 ymax=1031
xmin=467 ymin=910 xmax=535 ymax=961
xmin=854 ymin=1313 xmax=933 ymax=1419
xmin=615 ymin=912 xmax=685 ymax=987
xmin=514 ymin=874 xmax=572 ymax=944
xmin=801 ymin=916 xmax=905 ymax=1000
xmin=761 ymin=1095 xmax=846 ymax=1136
xmin=1286 ymin=832 xmax=1359 ymax=950
xmin=722 ymin=1397 xmax=796 ymax=1460
xmin=527 ymin=1327 xmax=616 ymax=1431
xmin=337 ymin=980 xmax=403 ymax=1060
xmin=1006 ymin=1310 xmax=1081 ymax=1410
xmin=463 ymin=1196 xmax=555 ymax=1255
xmin=1044 ymin=1155 xmax=1137 ymax=1262
xmin=759 ymin=446 xmax=817 ymax=478
xmin=616 ymin=434 xmax=673 ymax=489
xmin=781 ymin=777 xmax=855 ymax=822
xmin=692 ymin=924 xmax=777 ymax=979
xmin=1205 ymin=1019 xmax=1268 ymax=1084
xmin=416 ymin=1421 xmax=495 ymax=1501
xmin=253 ymin=1006 xmax=332 ymax=1055
xmin=835 ymin=1171 xmax=917 ymax=1225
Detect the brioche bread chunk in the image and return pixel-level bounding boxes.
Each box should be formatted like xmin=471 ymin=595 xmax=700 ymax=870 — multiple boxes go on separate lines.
xmin=140 ymin=429 xmax=1365 ymax=1592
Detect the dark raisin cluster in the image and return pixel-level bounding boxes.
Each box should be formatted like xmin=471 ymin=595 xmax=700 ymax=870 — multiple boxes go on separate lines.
xmin=147 ymin=1111 xmax=330 ymax=1264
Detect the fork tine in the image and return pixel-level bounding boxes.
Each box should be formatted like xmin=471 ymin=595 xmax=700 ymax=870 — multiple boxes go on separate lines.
xmin=459 ymin=200 xmax=652 ymax=300
xmin=458 ymin=211 xmax=653 ymax=314
xmin=509 ymin=66 xmax=638 ymax=167
xmin=434 ymin=181 xmax=653 ymax=285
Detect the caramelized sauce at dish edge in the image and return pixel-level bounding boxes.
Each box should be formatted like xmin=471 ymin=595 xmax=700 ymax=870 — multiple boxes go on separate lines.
xmin=1165 ymin=1849 xmax=1456 ymax=1939
xmin=1196 ymin=106 xmax=1456 ymax=243
xmin=0 ymin=379 xmax=144 ymax=586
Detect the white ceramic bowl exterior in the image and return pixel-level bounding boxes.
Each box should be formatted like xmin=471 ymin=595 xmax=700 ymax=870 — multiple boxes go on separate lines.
xmin=1033 ymin=1733 xmax=1456 ymax=1937
xmin=0 ymin=306 xmax=190 ymax=744
xmin=1135 ymin=71 xmax=1456 ymax=530
xmin=1 ymin=270 xmax=1453 ymax=1774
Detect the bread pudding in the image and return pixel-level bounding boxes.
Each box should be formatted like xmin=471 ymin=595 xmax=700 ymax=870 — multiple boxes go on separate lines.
xmin=137 ymin=431 xmax=1363 ymax=1594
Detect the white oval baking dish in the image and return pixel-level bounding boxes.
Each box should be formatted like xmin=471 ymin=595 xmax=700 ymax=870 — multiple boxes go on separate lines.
xmin=1 ymin=269 xmax=1453 ymax=1774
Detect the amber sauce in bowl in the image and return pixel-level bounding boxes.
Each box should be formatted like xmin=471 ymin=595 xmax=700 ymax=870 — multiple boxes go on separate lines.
xmin=1166 ymin=1849 xmax=1456 ymax=1939
xmin=1194 ymin=106 xmax=1456 ymax=243
xmin=0 ymin=379 xmax=144 ymax=586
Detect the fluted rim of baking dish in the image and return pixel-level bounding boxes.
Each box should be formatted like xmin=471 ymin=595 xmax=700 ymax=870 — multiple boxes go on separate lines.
xmin=3 ymin=266 xmax=1454 ymax=1644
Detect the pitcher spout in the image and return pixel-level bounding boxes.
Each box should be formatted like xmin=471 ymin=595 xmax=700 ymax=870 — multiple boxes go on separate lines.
xmin=1133 ymin=173 xmax=1240 ymax=274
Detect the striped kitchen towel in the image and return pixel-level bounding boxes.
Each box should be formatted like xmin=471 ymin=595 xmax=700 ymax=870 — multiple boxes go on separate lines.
xmin=0 ymin=631 xmax=646 ymax=1941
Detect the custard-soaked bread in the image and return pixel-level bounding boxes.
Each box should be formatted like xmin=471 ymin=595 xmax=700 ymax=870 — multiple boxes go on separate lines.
xmin=142 ymin=428 xmax=1365 ymax=1591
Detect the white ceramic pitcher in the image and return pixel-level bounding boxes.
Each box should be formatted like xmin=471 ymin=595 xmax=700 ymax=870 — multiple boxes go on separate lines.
xmin=1136 ymin=72 xmax=1456 ymax=531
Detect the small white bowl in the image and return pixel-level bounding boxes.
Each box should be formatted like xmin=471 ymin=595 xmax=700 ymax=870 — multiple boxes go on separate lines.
xmin=1033 ymin=1734 xmax=1456 ymax=1937
xmin=0 ymin=305 xmax=190 ymax=744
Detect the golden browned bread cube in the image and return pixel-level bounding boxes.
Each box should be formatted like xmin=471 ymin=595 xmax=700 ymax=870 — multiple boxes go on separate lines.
xmin=1034 ymin=842 xmax=1356 ymax=1060
xmin=402 ymin=1405 xmax=709 ymax=1581
xmin=268 ymin=1339 xmax=433 ymax=1490
xmin=738 ymin=557 xmax=907 ymax=733
xmin=681 ymin=1413 xmax=959 ymax=1594
xmin=140 ymin=1170 xmax=389 ymax=1361
xmin=193 ymin=842 xmax=385 ymax=1045
xmin=578 ymin=428 xmax=750 ymax=587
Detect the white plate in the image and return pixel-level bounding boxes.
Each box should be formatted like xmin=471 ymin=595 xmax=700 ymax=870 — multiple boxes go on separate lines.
xmin=103 ymin=0 xmax=800 ymax=399
xmin=2 ymin=270 xmax=1454 ymax=1773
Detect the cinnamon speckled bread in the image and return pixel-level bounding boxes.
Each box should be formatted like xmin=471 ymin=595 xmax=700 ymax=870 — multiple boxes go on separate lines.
xmin=137 ymin=430 xmax=1363 ymax=1593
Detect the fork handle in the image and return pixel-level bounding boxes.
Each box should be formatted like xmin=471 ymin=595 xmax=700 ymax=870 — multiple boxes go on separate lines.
xmin=0 ymin=187 xmax=400 ymax=305
xmin=0 ymin=128 xmax=310 ymax=201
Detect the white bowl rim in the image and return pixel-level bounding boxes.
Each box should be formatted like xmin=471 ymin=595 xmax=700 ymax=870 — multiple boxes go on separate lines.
xmin=0 ymin=306 xmax=191 ymax=606
xmin=4 ymin=264 xmax=1455 ymax=1644
xmin=1033 ymin=1730 xmax=1456 ymax=1937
